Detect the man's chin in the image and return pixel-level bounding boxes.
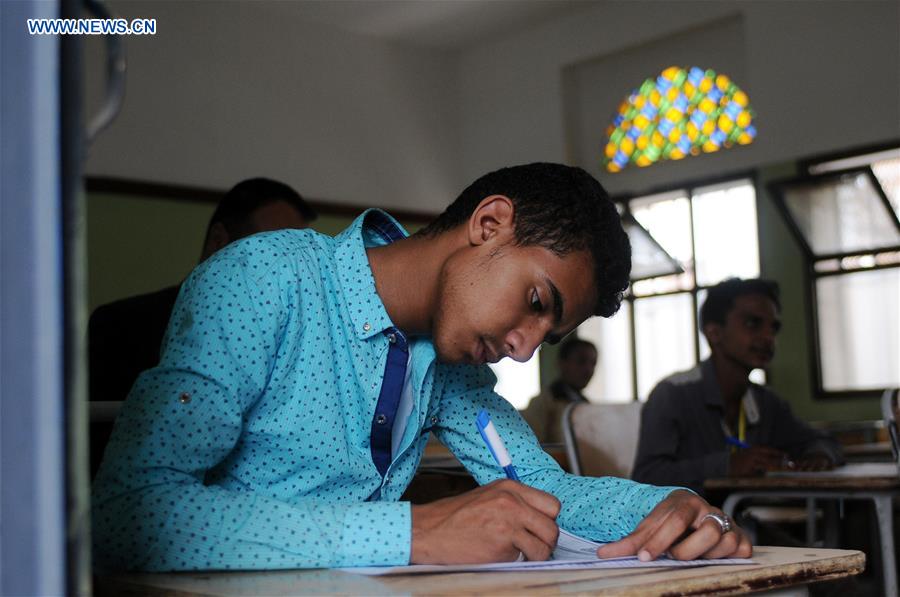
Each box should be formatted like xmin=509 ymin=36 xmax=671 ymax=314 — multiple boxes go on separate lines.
xmin=432 ymin=342 xmax=466 ymax=365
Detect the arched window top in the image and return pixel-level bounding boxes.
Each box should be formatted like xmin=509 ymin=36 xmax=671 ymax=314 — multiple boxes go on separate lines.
xmin=602 ymin=66 xmax=756 ymax=172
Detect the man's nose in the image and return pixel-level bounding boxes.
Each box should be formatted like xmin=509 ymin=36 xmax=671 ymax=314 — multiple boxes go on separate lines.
xmin=507 ymin=325 xmax=545 ymax=363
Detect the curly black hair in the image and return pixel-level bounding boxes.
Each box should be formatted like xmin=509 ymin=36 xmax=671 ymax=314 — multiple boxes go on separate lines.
xmin=417 ymin=163 xmax=631 ymax=318
xmin=700 ymin=278 xmax=781 ymax=329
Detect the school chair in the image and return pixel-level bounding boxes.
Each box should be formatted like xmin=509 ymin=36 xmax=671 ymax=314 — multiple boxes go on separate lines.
xmin=561 ymin=402 xmax=643 ymax=478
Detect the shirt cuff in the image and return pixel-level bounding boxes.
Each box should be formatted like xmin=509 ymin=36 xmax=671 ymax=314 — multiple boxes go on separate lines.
xmin=333 ymin=501 xmax=410 ymax=567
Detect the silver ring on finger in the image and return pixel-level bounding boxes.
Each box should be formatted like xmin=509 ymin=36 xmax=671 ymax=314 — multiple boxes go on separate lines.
xmin=701 ymin=512 xmax=732 ymax=535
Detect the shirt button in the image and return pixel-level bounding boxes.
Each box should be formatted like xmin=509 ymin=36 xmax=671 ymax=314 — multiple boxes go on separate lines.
xmin=363 ymin=322 xmax=371 ymax=332
xmin=179 ymin=392 xmax=191 ymax=404
xmin=388 ymin=333 xmax=396 ymax=344
xmin=376 ymin=414 xmax=387 ymax=425
xmin=430 ymin=416 xmax=439 ymax=425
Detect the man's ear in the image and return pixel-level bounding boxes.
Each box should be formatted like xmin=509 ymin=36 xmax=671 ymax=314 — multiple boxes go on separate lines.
xmin=703 ymin=322 xmax=723 ymax=347
xmin=200 ymin=222 xmax=231 ymax=261
xmin=466 ymin=195 xmax=514 ymax=246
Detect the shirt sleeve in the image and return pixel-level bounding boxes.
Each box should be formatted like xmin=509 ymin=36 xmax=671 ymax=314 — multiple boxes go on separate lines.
xmin=520 ymin=390 xmax=549 ymax=443
xmin=631 ymin=382 xmax=729 ymax=494
xmin=431 ymin=365 xmax=683 ymax=543
xmin=92 ymin=239 xmax=410 ymax=572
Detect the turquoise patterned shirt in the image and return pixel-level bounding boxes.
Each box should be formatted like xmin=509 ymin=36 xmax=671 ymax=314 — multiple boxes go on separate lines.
xmin=92 ymin=209 xmax=679 ymax=572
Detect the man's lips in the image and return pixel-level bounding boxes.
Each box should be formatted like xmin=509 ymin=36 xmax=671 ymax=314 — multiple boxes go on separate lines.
xmin=473 ymin=340 xmax=486 ymax=365
xmin=474 ymin=339 xmax=502 ymax=365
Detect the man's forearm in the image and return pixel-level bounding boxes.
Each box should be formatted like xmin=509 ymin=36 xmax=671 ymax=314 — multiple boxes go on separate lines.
xmin=92 ymin=481 xmax=411 ymax=571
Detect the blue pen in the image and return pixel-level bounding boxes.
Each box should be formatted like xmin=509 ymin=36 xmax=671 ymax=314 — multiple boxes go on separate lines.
xmin=725 ymin=436 xmax=751 ymax=449
xmin=476 ymin=409 xmax=519 ymax=481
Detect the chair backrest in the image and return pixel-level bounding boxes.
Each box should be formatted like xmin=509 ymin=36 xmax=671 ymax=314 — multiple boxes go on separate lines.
xmin=881 ymin=388 xmax=900 ymax=471
xmin=562 ymin=402 xmax=643 ymax=478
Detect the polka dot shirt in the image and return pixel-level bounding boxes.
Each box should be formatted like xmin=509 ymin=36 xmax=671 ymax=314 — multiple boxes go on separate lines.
xmin=91 ymin=209 xmax=679 ymax=572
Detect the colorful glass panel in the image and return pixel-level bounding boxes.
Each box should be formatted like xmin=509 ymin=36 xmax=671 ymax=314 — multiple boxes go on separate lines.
xmin=602 ymin=66 xmax=756 ymax=172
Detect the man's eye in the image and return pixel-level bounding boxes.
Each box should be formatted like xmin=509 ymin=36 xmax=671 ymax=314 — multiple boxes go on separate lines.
xmin=530 ymin=290 xmax=544 ymax=312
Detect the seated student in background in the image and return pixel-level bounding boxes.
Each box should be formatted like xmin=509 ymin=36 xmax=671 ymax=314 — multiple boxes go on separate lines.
xmin=89 ymin=177 xmax=317 ymax=405
xmin=522 ymin=338 xmax=597 ymax=443
xmin=88 ymin=178 xmax=315 ymax=478
xmin=92 ymin=163 xmax=750 ymax=572
xmin=632 ymin=278 xmax=843 ymax=496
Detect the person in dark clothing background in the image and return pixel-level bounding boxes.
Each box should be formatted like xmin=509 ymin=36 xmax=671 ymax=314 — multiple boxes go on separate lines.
xmin=88 ymin=178 xmax=316 ymax=475
xmin=522 ymin=338 xmax=597 ymax=443
xmin=632 ymin=278 xmax=843 ymax=496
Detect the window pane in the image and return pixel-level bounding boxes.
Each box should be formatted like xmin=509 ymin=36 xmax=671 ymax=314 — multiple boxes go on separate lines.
xmin=624 ymin=216 xmax=682 ymax=281
xmin=692 ymin=180 xmax=760 ymax=286
xmin=634 ymin=293 xmax=696 ymax=400
xmin=631 ymin=190 xmax=695 ymax=295
xmin=491 ymin=348 xmax=541 ymax=410
xmin=807 ymin=147 xmax=900 ymax=218
xmin=872 ymin=157 xmax=900 ymax=219
xmin=631 ymin=191 xmax=693 ymax=267
xmin=817 ymin=268 xmax=900 ymax=391
xmin=697 ymin=288 xmax=710 ymax=361
xmin=578 ymin=304 xmax=633 ymax=403
xmin=632 ymin=273 xmax=693 ymax=297
xmin=782 ymin=172 xmax=900 ymax=256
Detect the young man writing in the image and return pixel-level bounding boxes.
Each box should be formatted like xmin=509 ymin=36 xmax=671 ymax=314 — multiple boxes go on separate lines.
xmin=93 ymin=163 xmax=750 ymax=571
xmin=632 ymin=278 xmax=843 ymax=496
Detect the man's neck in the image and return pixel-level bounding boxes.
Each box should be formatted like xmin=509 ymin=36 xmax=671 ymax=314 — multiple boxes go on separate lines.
xmin=710 ymin=353 xmax=751 ymax=412
xmin=366 ymin=230 xmax=460 ymax=336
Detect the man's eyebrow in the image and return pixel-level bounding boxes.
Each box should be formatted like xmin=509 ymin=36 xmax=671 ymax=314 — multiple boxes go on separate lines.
xmin=546 ymin=278 xmax=564 ymax=326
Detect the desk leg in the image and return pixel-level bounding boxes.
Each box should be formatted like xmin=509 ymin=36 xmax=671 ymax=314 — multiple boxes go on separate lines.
xmin=873 ymin=495 xmax=897 ymax=597
xmin=722 ymin=495 xmax=758 ymax=544
xmin=806 ymin=497 xmax=816 ymax=545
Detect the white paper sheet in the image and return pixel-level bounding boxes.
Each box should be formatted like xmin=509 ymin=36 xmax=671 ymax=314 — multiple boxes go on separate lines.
xmin=342 ymin=530 xmax=756 ymax=576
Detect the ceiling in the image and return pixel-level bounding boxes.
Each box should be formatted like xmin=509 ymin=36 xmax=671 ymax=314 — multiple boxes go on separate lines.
xmin=270 ymin=0 xmax=589 ymax=50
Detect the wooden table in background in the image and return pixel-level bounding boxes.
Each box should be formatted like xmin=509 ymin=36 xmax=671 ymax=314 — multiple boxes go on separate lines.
xmin=706 ymin=462 xmax=899 ymax=597
xmin=95 ymin=546 xmax=863 ymax=596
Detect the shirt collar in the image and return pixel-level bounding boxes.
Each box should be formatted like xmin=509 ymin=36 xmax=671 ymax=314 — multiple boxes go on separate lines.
xmin=333 ymin=209 xmax=410 ymax=341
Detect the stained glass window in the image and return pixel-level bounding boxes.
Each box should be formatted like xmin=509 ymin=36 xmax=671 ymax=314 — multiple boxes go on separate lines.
xmin=602 ymin=66 xmax=756 ymax=172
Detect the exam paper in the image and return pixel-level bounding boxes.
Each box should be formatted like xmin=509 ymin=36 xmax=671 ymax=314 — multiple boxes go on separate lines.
xmin=342 ymin=530 xmax=756 ymax=576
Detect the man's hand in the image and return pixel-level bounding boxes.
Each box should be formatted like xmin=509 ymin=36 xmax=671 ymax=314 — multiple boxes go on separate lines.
xmin=729 ymin=446 xmax=789 ymax=476
xmin=596 ymin=490 xmax=752 ymax=561
xmin=410 ymin=479 xmax=560 ymax=564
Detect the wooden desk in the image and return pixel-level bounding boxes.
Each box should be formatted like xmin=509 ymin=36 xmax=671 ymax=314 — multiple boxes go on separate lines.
xmin=706 ymin=463 xmax=899 ymax=597
xmin=96 ymin=546 xmax=863 ymax=596
xmin=843 ymin=441 xmax=894 ymax=463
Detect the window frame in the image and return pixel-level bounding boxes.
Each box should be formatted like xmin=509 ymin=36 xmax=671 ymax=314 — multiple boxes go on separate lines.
xmin=770 ymin=141 xmax=900 ymax=399
xmin=607 ymin=170 xmax=761 ymax=402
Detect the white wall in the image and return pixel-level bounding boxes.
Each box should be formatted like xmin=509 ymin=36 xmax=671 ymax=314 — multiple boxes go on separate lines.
xmin=458 ymin=0 xmax=900 ymax=195
xmin=85 ymin=1 xmax=900 ymax=210
xmin=85 ymin=1 xmax=461 ymax=213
